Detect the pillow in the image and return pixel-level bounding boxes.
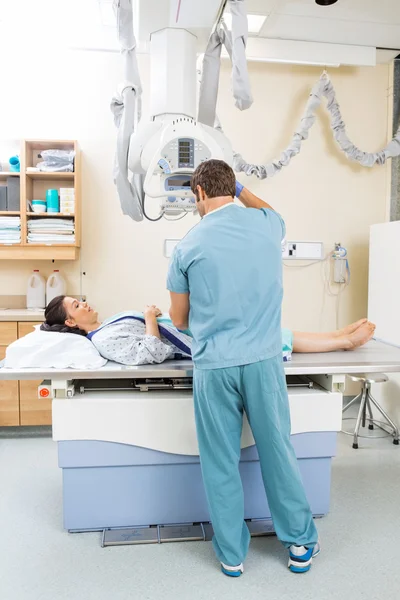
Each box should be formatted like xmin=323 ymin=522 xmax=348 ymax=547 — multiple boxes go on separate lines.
xmin=4 ymin=329 xmax=108 ymax=369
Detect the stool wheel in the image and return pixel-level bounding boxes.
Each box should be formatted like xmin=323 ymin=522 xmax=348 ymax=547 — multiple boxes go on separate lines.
xmin=352 ymin=443 xmax=359 ymax=449
xmin=368 ymin=424 xmax=374 ymax=430
xmin=393 ymin=439 xmax=399 ymax=445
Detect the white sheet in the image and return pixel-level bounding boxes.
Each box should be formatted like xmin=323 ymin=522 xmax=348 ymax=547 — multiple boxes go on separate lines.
xmin=4 ymin=330 xmax=107 ymax=370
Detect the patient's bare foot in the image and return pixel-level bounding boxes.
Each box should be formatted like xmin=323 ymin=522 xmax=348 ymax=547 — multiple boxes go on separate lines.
xmin=337 ymin=318 xmax=368 ymax=338
xmin=345 ymin=322 xmax=376 ymax=350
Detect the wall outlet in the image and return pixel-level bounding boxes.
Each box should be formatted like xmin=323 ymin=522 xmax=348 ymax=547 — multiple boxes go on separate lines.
xmin=164 ymin=239 xmax=181 ymax=258
xmin=282 ymin=241 xmax=324 ymax=260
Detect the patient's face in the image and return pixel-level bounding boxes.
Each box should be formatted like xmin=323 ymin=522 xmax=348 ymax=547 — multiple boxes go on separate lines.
xmin=63 ymin=297 xmax=99 ymax=331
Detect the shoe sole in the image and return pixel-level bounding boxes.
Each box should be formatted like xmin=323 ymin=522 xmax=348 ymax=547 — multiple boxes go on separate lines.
xmin=221 ymin=567 xmax=243 ymax=578
xmin=288 ymin=546 xmax=320 ymax=574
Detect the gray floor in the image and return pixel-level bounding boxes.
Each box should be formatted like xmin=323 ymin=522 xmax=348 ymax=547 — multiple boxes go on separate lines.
xmin=1 ymin=424 xmax=400 ymax=600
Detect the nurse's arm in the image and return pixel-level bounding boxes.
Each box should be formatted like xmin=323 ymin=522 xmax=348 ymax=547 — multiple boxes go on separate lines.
xmin=169 ymin=292 xmax=190 ymax=331
xmin=237 ymin=186 xmax=275 ymax=211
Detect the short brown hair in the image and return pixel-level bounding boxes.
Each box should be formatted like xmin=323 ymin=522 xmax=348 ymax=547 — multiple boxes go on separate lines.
xmin=191 ymin=159 xmax=236 ymax=200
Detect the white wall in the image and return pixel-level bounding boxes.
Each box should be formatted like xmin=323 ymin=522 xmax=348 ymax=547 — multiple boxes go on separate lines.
xmin=0 ymin=49 xmax=391 ymax=328
xmin=368 ymin=221 xmax=400 ymax=423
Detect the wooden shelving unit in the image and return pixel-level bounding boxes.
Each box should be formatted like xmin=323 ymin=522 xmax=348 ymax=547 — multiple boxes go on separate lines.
xmin=26 ymin=212 xmax=74 ymax=217
xmin=0 ymin=172 xmax=20 ymax=181
xmin=0 ymin=139 xmax=81 ymax=260
xmin=26 ymin=172 xmax=75 ymax=180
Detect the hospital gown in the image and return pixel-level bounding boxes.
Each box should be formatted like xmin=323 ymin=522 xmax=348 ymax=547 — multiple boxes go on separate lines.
xmin=89 ymin=315 xmax=294 ymax=366
xmin=89 ymin=318 xmax=180 ymax=366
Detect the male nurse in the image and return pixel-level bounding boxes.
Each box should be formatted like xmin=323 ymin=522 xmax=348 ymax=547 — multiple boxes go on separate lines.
xmin=167 ymin=159 xmax=319 ymax=577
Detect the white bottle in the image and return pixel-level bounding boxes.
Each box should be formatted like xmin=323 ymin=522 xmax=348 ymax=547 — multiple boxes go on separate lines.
xmin=46 ymin=270 xmax=67 ymax=306
xmin=27 ymin=270 xmax=46 ymax=310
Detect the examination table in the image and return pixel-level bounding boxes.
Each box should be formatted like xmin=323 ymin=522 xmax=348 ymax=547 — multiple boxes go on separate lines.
xmin=1 ymin=340 xmax=399 ymax=541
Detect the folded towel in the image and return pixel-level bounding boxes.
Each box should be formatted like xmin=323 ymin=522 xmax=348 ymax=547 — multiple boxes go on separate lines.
xmin=0 ymin=218 xmax=21 ymax=229
xmin=28 ymin=229 xmax=74 ymax=235
xmin=27 ymin=235 xmax=75 ymax=244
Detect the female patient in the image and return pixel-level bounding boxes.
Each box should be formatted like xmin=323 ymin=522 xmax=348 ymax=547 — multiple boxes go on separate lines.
xmin=41 ymin=296 xmax=375 ymax=366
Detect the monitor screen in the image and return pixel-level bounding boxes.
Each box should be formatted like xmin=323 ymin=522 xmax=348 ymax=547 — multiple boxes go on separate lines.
xmin=167 ymin=177 xmax=191 ymax=188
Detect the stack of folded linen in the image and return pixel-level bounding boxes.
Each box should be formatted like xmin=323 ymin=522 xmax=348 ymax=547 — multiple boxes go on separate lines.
xmin=0 ymin=216 xmax=21 ymax=244
xmin=27 ymin=219 xmax=75 ymax=244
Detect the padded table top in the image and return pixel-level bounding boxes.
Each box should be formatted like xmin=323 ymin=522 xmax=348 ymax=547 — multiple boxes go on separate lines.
xmin=1 ymin=340 xmax=400 ymax=380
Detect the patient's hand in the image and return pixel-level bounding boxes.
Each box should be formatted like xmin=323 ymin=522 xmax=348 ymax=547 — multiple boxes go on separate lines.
xmin=144 ymin=305 xmax=162 ymax=319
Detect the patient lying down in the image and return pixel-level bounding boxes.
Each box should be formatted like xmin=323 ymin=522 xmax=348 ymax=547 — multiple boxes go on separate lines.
xmin=41 ymin=296 xmax=376 ymax=367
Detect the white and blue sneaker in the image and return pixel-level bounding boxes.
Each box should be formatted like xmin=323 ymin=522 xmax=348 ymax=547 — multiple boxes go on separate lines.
xmin=221 ymin=562 xmax=244 ymax=578
xmin=288 ymin=542 xmax=321 ymax=573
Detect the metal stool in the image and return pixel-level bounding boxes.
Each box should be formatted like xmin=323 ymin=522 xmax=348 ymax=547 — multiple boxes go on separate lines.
xmin=342 ymin=373 xmax=399 ymax=449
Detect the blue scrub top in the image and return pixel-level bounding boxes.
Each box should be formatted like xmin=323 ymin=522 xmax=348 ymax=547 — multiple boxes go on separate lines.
xmin=167 ymin=203 xmax=286 ymax=370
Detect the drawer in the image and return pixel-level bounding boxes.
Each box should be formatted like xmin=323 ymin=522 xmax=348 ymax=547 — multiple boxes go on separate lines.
xmin=0 ymin=380 xmax=19 ymax=426
xmin=0 ymin=322 xmax=18 ymax=345
xmin=19 ymin=380 xmax=52 ymax=426
xmin=18 ymin=322 xmax=41 ymax=338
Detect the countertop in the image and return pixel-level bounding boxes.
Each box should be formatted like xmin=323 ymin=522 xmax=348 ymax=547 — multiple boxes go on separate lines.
xmin=0 ymin=309 xmax=45 ymax=322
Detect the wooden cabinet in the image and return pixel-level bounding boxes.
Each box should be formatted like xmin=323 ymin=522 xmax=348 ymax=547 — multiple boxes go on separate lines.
xmin=0 ymin=320 xmax=51 ymax=427
xmin=17 ymin=322 xmax=39 ymax=338
xmin=19 ymin=379 xmax=51 ymax=426
xmin=0 ymin=321 xmax=18 ymax=345
xmin=0 ymin=323 xmax=20 ymax=426
xmin=17 ymin=322 xmax=52 ymax=426
xmin=0 ymin=138 xmax=80 ymax=261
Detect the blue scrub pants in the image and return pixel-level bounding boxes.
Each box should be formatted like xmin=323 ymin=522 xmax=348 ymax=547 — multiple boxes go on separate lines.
xmin=193 ymin=354 xmax=318 ymax=567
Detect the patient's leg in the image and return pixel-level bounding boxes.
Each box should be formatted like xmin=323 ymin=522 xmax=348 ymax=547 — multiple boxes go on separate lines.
xmin=295 ymin=318 xmax=368 ymax=341
xmin=293 ymin=321 xmax=375 ymax=353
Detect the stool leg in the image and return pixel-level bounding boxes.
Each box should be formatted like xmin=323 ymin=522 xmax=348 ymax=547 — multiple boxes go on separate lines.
xmin=366 ymin=394 xmax=374 ymax=430
xmin=343 ymin=392 xmax=362 ymax=414
xmin=369 ymin=394 xmax=400 ymax=445
xmin=353 ymin=388 xmax=367 ymax=449
xmin=362 ymin=399 xmax=367 ymax=428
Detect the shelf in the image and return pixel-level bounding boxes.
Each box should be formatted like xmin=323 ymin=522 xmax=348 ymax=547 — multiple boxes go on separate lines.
xmin=0 ymin=212 xmax=20 ymax=216
xmin=26 ymin=172 xmax=74 ymax=180
xmin=0 ymin=245 xmax=79 ymax=260
xmin=0 ymin=172 xmax=20 ymax=180
xmin=25 ymin=140 xmax=76 ymax=151
xmin=26 ymin=213 xmax=74 ymax=217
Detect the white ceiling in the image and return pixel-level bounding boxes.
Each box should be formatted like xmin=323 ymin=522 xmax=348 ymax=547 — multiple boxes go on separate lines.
xmin=0 ymin=0 xmax=399 ymax=59
xmin=243 ymin=0 xmax=400 ymax=49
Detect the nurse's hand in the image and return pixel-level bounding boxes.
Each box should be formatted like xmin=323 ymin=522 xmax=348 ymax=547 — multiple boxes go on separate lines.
xmin=144 ymin=305 xmax=162 ymax=318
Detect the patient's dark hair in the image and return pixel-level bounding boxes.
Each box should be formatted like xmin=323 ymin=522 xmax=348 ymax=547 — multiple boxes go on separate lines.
xmin=191 ymin=159 xmax=236 ymax=200
xmin=40 ymin=295 xmax=87 ymax=337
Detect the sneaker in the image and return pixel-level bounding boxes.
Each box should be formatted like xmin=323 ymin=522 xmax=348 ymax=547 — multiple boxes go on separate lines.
xmin=221 ymin=562 xmax=244 ymax=578
xmin=288 ymin=541 xmax=321 ymax=573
